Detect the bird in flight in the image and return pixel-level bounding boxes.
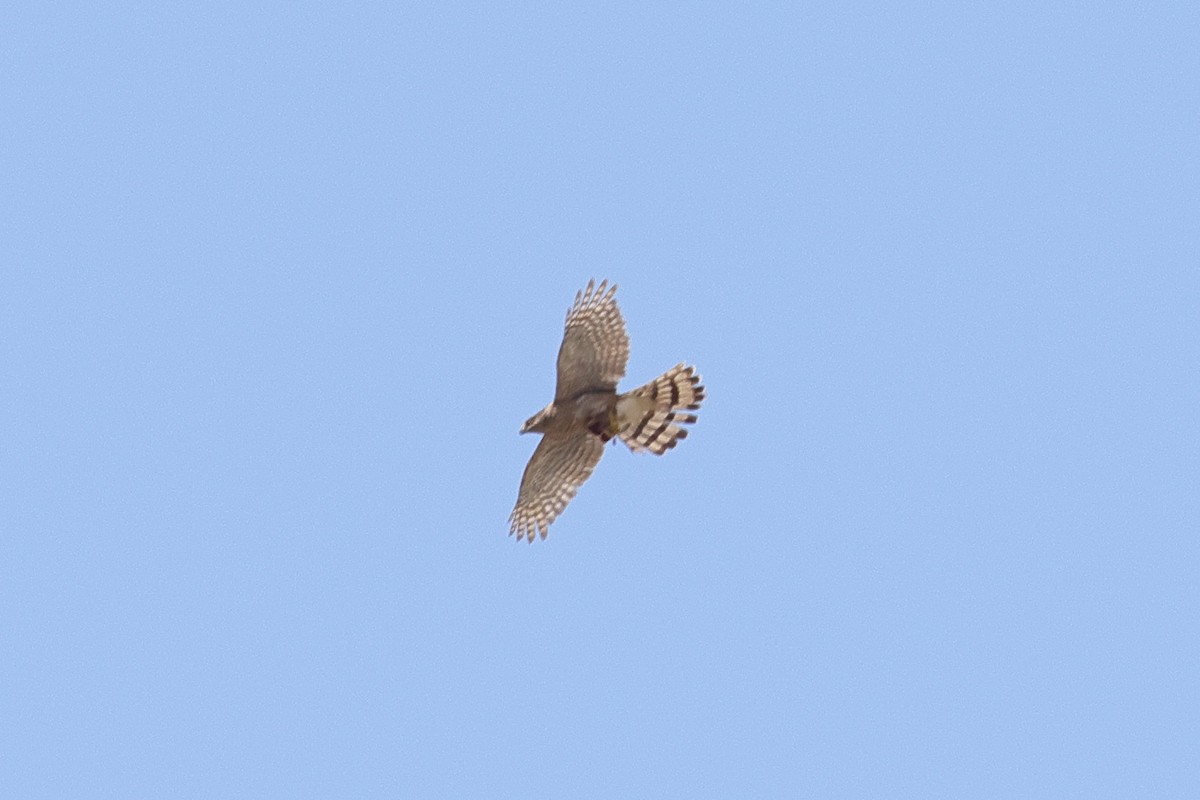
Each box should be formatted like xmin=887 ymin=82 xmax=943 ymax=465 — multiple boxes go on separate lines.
xmin=510 ymin=280 xmax=705 ymax=542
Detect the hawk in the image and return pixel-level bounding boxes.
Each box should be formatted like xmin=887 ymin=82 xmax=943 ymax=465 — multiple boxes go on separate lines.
xmin=509 ymin=279 xmax=705 ymax=542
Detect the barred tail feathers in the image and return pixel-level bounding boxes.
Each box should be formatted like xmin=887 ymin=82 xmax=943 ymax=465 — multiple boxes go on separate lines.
xmin=616 ymin=364 xmax=705 ymax=454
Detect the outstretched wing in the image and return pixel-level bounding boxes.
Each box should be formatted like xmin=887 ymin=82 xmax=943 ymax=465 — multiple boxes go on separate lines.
xmin=509 ymin=429 xmax=605 ymax=542
xmin=554 ymin=279 xmax=629 ymax=402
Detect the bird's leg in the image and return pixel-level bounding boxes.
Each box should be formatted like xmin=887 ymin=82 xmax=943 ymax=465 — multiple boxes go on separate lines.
xmin=588 ymin=408 xmax=621 ymax=442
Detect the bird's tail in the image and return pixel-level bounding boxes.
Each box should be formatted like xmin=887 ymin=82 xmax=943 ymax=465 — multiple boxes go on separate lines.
xmin=615 ymin=363 xmax=705 ymax=455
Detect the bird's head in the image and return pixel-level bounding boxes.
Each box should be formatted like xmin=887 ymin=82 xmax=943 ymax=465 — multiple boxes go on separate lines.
xmin=520 ymin=404 xmax=555 ymax=434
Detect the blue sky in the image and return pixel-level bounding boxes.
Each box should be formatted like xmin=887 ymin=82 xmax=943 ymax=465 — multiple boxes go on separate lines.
xmin=3 ymin=2 xmax=1197 ymax=797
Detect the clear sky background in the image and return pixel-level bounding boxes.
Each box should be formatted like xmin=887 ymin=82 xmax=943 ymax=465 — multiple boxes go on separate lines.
xmin=3 ymin=2 xmax=1197 ymax=797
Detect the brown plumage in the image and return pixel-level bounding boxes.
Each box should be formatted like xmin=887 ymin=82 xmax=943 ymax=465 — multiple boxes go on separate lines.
xmin=510 ymin=280 xmax=705 ymax=542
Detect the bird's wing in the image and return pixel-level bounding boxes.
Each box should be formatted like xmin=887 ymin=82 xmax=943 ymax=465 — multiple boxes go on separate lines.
xmin=509 ymin=429 xmax=605 ymax=542
xmin=553 ymin=279 xmax=629 ymax=402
